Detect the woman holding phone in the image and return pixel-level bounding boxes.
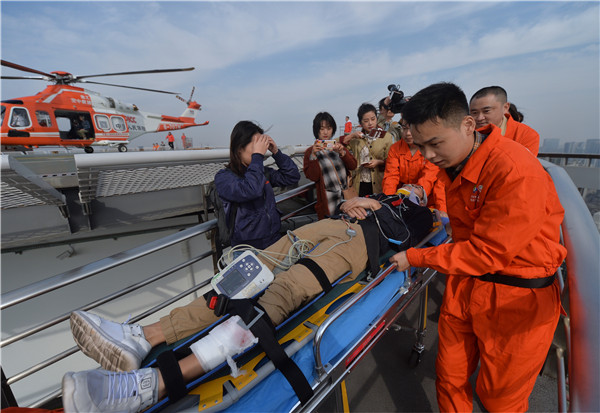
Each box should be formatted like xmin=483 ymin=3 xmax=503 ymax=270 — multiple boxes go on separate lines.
xmin=303 ymin=112 xmax=357 ymax=219
xmin=342 ymin=103 xmax=394 ymax=196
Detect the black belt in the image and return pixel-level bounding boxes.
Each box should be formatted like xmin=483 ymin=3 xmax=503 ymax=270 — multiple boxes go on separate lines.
xmin=474 ymin=273 xmax=555 ymax=288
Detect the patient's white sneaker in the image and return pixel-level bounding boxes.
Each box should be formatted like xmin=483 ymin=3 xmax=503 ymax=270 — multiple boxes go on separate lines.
xmin=62 ymin=367 xmax=158 ymax=413
xmin=70 ymin=310 xmax=152 ymax=372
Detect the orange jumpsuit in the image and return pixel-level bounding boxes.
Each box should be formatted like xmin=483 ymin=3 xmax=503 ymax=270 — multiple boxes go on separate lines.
xmin=382 ymin=139 xmax=446 ymax=211
xmin=503 ymin=114 xmax=540 ymax=156
xmin=405 ymin=125 xmax=566 ymax=412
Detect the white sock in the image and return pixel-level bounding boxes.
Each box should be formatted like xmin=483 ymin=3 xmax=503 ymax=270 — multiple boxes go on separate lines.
xmin=190 ymin=315 xmax=258 ymax=376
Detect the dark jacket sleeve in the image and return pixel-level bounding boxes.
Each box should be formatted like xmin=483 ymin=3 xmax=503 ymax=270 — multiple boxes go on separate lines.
xmin=214 ymin=154 xmax=267 ymax=202
xmin=267 ymin=150 xmax=301 ymax=188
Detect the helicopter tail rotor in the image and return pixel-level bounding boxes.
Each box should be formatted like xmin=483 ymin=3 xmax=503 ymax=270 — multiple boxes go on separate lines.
xmin=176 ymin=87 xmax=196 ymax=105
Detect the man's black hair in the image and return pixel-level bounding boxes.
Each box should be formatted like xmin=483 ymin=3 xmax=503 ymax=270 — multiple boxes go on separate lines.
xmin=470 ymin=86 xmax=508 ymax=104
xmin=401 ymin=82 xmax=469 ymax=130
xmin=312 ymin=112 xmax=337 ymax=139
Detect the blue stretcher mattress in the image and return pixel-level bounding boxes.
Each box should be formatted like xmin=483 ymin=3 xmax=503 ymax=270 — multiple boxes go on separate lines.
xmin=224 ymin=269 xmax=406 ymax=412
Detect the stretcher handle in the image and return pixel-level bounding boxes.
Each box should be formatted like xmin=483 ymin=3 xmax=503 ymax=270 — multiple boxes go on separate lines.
xmin=313 ymin=263 xmax=398 ymax=377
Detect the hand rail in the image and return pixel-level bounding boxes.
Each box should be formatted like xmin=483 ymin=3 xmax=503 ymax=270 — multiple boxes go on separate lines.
xmin=1 ymin=220 xmax=217 ymax=310
xmin=540 ymin=160 xmax=600 ymax=412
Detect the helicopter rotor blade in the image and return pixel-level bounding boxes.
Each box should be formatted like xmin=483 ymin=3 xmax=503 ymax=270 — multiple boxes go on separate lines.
xmin=1 ymin=75 xmax=47 ymax=80
xmin=80 ymin=79 xmax=180 ymax=95
xmin=1 ymin=60 xmax=56 ymax=78
xmin=77 ymin=67 xmax=194 ymax=80
xmin=188 ymin=86 xmax=195 ymax=102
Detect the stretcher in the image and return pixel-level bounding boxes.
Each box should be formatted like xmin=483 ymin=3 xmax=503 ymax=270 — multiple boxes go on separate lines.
xmin=143 ymin=220 xmax=449 ymax=413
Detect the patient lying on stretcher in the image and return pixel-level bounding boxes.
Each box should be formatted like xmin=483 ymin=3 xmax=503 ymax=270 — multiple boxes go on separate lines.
xmin=61 ymin=191 xmax=433 ymax=413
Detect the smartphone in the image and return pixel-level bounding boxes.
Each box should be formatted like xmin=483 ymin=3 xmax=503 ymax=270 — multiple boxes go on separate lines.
xmin=319 ymin=139 xmax=336 ymax=149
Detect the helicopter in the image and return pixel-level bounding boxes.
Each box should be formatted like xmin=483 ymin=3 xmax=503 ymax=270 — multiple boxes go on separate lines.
xmin=0 ymin=60 xmax=209 ymax=153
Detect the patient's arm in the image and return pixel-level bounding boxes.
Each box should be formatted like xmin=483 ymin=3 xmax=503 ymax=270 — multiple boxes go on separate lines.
xmin=340 ymin=197 xmax=382 ymax=219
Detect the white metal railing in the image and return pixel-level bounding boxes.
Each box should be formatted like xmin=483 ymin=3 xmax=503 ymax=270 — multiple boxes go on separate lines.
xmin=541 ymin=160 xmax=600 ymax=412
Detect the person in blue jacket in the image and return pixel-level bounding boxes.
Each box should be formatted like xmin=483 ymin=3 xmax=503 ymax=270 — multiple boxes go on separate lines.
xmin=214 ymin=120 xmax=300 ymax=249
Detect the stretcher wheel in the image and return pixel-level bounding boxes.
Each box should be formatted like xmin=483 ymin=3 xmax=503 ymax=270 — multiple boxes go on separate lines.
xmin=408 ymin=348 xmax=423 ymax=368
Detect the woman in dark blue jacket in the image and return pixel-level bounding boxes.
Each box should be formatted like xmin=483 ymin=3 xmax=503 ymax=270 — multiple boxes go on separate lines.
xmin=214 ymin=121 xmax=300 ymax=249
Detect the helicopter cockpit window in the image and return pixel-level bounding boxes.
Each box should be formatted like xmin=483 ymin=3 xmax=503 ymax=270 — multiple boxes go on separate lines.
xmin=111 ymin=116 xmax=127 ymax=132
xmin=10 ymin=108 xmax=31 ymax=128
xmin=95 ymin=115 xmax=111 ymax=131
xmin=36 ymin=111 xmax=52 ymax=127
xmin=1 ymin=106 xmax=5 ymax=127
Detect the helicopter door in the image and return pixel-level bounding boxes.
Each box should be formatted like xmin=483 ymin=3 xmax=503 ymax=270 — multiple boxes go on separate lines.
xmin=54 ymin=111 xmax=95 ymax=140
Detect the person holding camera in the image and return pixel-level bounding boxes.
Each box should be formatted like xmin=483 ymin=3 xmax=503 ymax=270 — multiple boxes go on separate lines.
xmin=341 ymin=103 xmax=394 ymax=197
xmin=378 ymin=97 xmax=402 ymax=142
xmin=304 ymin=112 xmax=357 ymax=219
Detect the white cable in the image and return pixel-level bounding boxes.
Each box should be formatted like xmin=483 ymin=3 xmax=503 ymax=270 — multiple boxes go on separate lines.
xmin=217 ymin=236 xmax=316 ymax=272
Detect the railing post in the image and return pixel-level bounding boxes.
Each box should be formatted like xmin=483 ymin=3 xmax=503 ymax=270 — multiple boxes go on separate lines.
xmin=1 ymin=368 xmax=18 ymax=408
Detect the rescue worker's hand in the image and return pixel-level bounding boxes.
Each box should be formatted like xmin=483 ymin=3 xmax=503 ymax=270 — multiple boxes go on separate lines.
xmin=389 ymin=251 xmax=410 ymax=272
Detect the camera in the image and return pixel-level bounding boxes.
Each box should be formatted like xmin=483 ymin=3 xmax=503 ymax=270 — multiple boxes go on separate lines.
xmin=387 ymin=84 xmax=409 ymax=114
xmin=319 ymin=139 xmax=336 ymax=149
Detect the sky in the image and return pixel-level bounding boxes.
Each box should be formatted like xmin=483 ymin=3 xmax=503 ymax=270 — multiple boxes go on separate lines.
xmin=1 ymin=0 xmax=599 ymax=150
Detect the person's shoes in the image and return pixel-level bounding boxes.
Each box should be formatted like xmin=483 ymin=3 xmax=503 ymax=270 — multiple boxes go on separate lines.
xmin=62 ymin=368 xmax=158 ymax=413
xmin=70 ymin=310 xmax=152 ymax=371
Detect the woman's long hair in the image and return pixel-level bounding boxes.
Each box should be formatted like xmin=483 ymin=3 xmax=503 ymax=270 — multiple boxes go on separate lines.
xmin=228 ymin=120 xmax=264 ymax=176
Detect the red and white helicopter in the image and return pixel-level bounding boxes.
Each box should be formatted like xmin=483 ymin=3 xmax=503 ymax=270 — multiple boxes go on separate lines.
xmin=1 ymin=60 xmax=209 ymax=153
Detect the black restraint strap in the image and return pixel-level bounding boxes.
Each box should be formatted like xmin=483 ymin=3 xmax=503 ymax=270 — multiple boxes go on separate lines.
xmin=475 ymin=273 xmax=555 ymax=288
xmin=296 ymin=257 xmax=332 ymax=293
xmin=358 ymin=218 xmax=381 ymax=278
xmin=228 ymin=299 xmax=314 ymax=405
xmin=204 ymin=294 xmax=314 ymax=404
xmin=156 ymin=350 xmax=188 ymax=402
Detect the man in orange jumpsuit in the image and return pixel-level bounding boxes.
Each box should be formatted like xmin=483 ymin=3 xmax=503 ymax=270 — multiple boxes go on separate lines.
xmin=343 ymin=116 xmax=353 ymax=135
xmin=165 ymin=131 xmax=175 ymax=150
xmin=382 ymin=117 xmax=445 ymax=211
xmin=469 ymin=86 xmax=540 ymax=155
xmin=390 ymin=82 xmax=566 ymax=412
